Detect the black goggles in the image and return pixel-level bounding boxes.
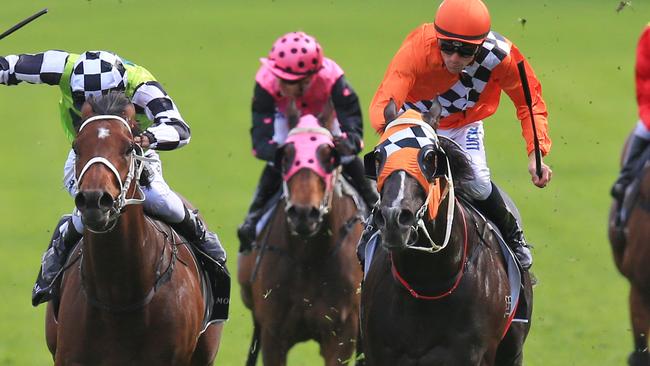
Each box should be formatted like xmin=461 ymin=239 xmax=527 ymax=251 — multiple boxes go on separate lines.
xmin=438 ymin=39 xmax=480 ymax=58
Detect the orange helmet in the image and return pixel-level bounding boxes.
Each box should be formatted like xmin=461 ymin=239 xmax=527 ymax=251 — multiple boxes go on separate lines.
xmin=434 ymin=0 xmax=491 ymax=45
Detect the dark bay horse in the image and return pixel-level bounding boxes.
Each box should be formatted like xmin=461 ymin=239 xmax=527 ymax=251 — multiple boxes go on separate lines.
xmin=608 ymin=133 xmax=650 ymax=366
xmin=239 ymin=111 xmax=364 ymax=365
xmin=360 ymin=103 xmax=533 ymax=365
xmin=45 ymin=94 xmax=221 ymax=365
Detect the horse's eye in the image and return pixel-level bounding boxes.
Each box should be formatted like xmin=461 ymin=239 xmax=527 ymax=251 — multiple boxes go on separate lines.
xmin=125 ymin=143 xmax=134 ymax=155
xmin=420 ymin=149 xmax=438 ymax=181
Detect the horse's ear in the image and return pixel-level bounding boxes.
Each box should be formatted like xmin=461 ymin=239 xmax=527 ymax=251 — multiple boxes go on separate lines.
xmin=384 ymin=99 xmax=398 ymax=123
xmin=123 ymin=103 xmax=137 ymax=129
xmin=286 ymin=97 xmax=300 ymax=129
xmin=421 ymin=98 xmax=442 ymax=131
xmin=80 ymin=100 xmax=94 ymax=120
xmin=317 ymin=98 xmax=336 ymax=131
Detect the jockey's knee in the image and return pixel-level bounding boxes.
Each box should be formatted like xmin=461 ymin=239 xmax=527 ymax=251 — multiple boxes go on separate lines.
xmin=143 ymin=183 xmax=185 ymax=223
xmin=71 ymin=213 xmax=85 ymax=233
xmin=463 ymin=176 xmax=492 ymax=201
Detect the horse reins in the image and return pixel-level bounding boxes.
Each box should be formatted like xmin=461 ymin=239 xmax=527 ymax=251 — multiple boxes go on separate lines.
xmin=390 ymin=200 xmax=469 ymax=300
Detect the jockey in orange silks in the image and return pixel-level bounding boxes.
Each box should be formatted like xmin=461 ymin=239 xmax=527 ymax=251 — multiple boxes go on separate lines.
xmin=366 ymin=0 xmax=554 ymax=269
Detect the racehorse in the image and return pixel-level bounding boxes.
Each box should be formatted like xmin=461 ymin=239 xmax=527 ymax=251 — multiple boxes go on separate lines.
xmin=360 ymin=101 xmax=533 ymax=365
xmin=45 ymin=93 xmax=222 ymax=365
xmin=239 ymin=102 xmax=364 ymax=365
xmin=608 ymin=133 xmax=650 ymax=366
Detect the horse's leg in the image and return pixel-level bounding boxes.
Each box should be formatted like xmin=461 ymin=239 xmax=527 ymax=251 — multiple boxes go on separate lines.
xmin=319 ymin=322 xmax=358 ymax=366
xmin=260 ymin=327 xmax=289 ymax=366
xmin=608 ymin=203 xmax=626 ymax=273
xmin=45 ymin=302 xmax=57 ymax=360
xmin=191 ymin=323 xmax=223 ymax=366
xmin=629 ymin=285 xmax=650 ymax=366
xmin=238 ymin=252 xmax=255 ymax=309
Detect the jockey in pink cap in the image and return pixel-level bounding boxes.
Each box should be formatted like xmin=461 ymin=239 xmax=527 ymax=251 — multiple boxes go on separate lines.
xmin=237 ymin=31 xmax=378 ymax=255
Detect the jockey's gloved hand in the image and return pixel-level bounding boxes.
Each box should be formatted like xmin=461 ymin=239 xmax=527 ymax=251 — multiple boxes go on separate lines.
xmin=134 ymin=131 xmax=155 ymax=149
xmin=333 ymin=133 xmax=360 ymax=156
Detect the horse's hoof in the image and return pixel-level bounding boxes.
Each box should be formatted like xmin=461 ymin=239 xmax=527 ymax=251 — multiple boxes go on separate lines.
xmin=628 ymin=350 xmax=649 ymax=366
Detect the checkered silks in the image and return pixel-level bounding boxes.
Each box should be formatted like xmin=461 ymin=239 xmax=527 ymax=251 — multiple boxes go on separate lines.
xmin=70 ymin=51 xmax=127 ymax=99
xmin=400 ymin=31 xmax=511 ymax=118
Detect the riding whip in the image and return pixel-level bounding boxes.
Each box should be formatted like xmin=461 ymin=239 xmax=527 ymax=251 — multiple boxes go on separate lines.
xmin=0 ymin=8 xmax=48 ymax=41
xmin=516 ymin=60 xmax=542 ymax=179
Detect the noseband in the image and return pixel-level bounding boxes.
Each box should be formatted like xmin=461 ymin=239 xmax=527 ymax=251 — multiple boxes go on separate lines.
xmin=74 ymin=115 xmax=156 ymax=233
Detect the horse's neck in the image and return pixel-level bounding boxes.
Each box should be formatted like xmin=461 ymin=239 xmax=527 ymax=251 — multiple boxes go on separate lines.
xmin=82 ymin=206 xmax=160 ymax=302
xmin=392 ymin=198 xmax=468 ymax=284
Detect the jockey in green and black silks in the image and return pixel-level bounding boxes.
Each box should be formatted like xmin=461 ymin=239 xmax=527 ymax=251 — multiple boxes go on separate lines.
xmin=0 ymin=50 xmax=229 ymax=320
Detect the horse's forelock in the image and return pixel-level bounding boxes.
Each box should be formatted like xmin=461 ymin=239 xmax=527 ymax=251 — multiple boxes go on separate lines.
xmin=86 ymin=91 xmax=131 ymax=116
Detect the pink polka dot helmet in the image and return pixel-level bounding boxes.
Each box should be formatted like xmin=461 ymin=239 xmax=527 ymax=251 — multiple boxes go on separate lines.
xmin=261 ymin=31 xmax=324 ymax=81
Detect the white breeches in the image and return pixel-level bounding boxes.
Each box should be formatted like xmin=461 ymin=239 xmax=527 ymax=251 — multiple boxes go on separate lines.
xmin=437 ymin=121 xmax=492 ymax=200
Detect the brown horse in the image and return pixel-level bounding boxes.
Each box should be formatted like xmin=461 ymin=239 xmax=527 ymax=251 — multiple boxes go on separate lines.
xmin=360 ymin=103 xmax=533 ymax=365
xmin=45 ymin=93 xmax=221 ymax=365
xmin=238 ymin=109 xmax=364 ymax=365
xmin=608 ymin=133 xmax=650 ymax=366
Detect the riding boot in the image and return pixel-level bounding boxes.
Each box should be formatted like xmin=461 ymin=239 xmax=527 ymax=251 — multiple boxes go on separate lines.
xmin=172 ymin=207 xmax=230 ymax=320
xmin=356 ymin=212 xmax=376 ymax=268
xmin=173 ymin=207 xmax=227 ymax=265
xmin=342 ymin=156 xmax=379 ymax=211
xmin=474 ymin=183 xmax=533 ymax=270
xmin=237 ymin=164 xmax=282 ymax=253
xmin=611 ymin=134 xmax=650 ymax=225
xmin=32 ymin=215 xmax=83 ymax=306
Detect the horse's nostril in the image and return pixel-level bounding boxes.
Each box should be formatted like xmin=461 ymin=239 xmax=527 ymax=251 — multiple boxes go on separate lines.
xmin=99 ymin=192 xmax=114 ymax=210
xmin=74 ymin=193 xmax=86 ymax=209
xmin=398 ymin=209 xmax=414 ymax=227
xmin=286 ymin=206 xmax=297 ymax=219
xmin=308 ymin=207 xmax=320 ymax=221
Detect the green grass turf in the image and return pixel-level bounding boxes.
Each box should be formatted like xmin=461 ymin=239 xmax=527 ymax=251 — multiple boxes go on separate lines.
xmin=0 ymin=0 xmax=646 ymax=364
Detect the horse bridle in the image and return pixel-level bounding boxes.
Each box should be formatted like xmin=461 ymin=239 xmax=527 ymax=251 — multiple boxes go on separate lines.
xmin=282 ymin=167 xmax=339 ymax=235
xmin=281 ymin=125 xmax=340 ymax=235
xmin=379 ymin=118 xmax=458 ymax=254
xmin=74 ymin=114 xmax=156 ymax=233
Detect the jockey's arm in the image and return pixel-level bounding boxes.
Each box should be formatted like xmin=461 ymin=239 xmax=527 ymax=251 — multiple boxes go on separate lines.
xmin=0 ymin=50 xmax=69 ymax=85
xmin=497 ymin=46 xmax=552 ymax=187
xmin=368 ymin=31 xmax=421 ymax=134
xmin=131 ymin=81 xmax=190 ymax=151
xmin=251 ymin=82 xmax=278 ymax=162
xmin=331 ymin=75 xmax=363 ymax=155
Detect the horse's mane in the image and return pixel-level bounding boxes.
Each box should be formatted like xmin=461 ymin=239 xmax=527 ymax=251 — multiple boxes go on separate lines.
xmin=439 ymin=137 xmax=474 ymax=187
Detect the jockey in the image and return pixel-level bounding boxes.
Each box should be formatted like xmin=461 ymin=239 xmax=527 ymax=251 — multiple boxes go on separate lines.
xmin=367 ymin=0 xmax=553 ymax=270
xmin=612 ymin=25 xmax=650 ymax=223
xmin=0 ymin=50 xmax=228 ymax=305
xmin=237 ymin=31 xmax=378 ymax=254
